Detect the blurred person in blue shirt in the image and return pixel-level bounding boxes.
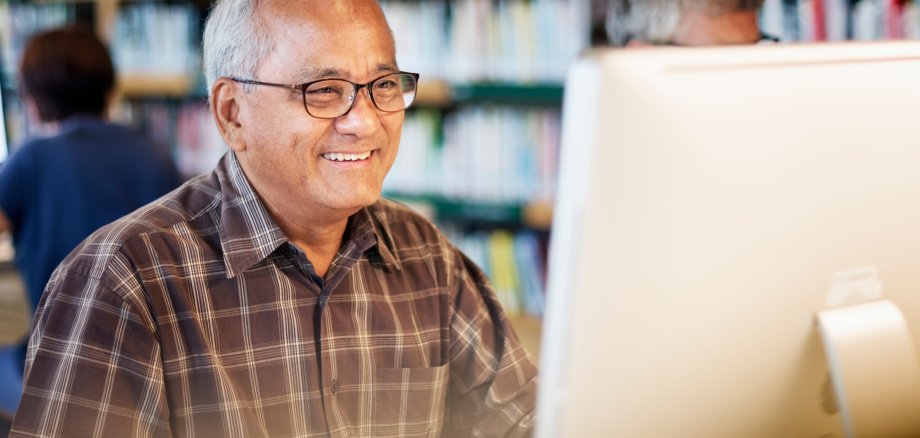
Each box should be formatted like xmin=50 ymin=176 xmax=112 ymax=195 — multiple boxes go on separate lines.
xmin=0 ymin=25 xmax=182 ymax=375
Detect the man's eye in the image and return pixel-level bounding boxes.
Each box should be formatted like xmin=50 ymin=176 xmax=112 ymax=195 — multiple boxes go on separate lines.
xmin=308 ymin=87 xmax=341 ymax=96
xmin=376 ymin=79 xmax=398 ymax=90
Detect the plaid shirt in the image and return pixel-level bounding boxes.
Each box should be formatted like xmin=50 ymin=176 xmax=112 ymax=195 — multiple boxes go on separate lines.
xmin=11 ymin=152 xmax=537 ymax=438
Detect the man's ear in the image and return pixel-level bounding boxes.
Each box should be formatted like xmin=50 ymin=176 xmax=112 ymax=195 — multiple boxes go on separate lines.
xmin=211 ymin=78 xmax=247 ymax=152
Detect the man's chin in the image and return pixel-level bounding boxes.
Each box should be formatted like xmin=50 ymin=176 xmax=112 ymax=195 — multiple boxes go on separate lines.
xmin=329 ymin=191 xmax=382 ymax=214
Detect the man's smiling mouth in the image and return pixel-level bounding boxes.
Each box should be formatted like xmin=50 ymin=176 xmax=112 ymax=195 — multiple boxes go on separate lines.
xmin=322 ymin=151 xmax=373 ymax=162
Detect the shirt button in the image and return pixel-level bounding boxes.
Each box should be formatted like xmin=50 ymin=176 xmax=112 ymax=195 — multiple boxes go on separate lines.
xmin=331 ymin=379 xmax=340 ymax=393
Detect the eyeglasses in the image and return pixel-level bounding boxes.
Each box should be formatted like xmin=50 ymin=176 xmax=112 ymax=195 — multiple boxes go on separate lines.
xmin=231 ymin=71 xmax=420 ymax=119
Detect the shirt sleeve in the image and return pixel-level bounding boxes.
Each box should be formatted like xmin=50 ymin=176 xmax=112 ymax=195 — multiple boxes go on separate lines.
xmin=445 ymin=247 xmax=539 ymax=437
xmin=0 ymin=143 xmax=36 ymax=226
xmin=10 ymin=267 xmax=172 ymax=438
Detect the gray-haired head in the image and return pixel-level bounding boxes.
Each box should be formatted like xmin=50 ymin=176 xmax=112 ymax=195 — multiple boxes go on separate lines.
xmin=606 ymin=0 xmax=764 ymax=46
xmin=202 ymin=0 xmax=274 ymax=100
xmin=202 ymin=0 xmax=396 ymax=100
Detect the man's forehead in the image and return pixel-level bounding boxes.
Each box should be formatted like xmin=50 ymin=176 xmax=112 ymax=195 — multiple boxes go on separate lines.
xmin=292 ymin=64 xmax=400 ymax=82
xmin=257 ymin=0 xmax=395 ymax=52
xmin=254 ymin=0 xmax=397 ymax=79
xmin=260 ymin=0 xmax=388 ymax=23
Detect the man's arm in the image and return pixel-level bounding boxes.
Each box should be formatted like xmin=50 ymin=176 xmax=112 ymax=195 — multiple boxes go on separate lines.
xmin=10 ymin=267 xmax=171 ymax=438
xmin=446 ymin=249 xmax=539 ymax=437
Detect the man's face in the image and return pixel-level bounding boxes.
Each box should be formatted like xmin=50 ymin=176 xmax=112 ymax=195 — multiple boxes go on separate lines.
xmin=234 ymin=0 xmax=403 ymax=219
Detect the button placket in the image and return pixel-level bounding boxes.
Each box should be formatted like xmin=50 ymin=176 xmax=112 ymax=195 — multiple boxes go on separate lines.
xmin=330 ymin=379 xmax=340 ymax=394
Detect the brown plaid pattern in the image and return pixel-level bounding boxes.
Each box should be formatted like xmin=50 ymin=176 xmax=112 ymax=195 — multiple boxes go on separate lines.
xmin=10 ymin=152 xmax=537 ymax=437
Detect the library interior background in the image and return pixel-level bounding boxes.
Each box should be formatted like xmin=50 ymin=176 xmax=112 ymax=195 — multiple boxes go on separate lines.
xmin=0 ymin=0 xmax=918 ymax=417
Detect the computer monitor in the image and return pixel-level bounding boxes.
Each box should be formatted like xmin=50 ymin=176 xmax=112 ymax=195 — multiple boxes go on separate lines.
xmin=537 ymin=42 xmax=920 ymax=437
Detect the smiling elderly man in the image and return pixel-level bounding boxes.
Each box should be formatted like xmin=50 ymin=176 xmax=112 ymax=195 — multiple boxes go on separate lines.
xmin=10 ymin=1 xmax=537 ymax=437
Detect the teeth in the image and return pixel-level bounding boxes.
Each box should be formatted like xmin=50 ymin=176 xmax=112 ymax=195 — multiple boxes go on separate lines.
xmin=323 ymin=151 xmax=372 ymax=162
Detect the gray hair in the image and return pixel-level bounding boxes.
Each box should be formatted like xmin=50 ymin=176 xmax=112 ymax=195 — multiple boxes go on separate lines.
xmin=202 ymin=0 xmax=274 ymax=99
xmin=606 ymin=0 xmax=764 ymax=46
xmin=605 ymin=0 xmax=681 ymax=46
xmin=684 ymin=0 xmax=764 ymax=14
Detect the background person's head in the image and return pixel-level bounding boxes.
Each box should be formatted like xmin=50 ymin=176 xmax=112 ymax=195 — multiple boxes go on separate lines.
xmin=607 ymin=0 xmax=765 ymax=47
xmin=19 ymin=25 xmax=115 ymax=122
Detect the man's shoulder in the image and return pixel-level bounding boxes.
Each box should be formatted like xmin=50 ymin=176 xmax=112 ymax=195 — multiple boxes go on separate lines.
xmin=374 ymin=197 xmax=430 ymax=218
xmin=0 ymin=136 xmax=57 ymax=194
xmin=5 ymin=135 xmax=53 ymax=162
xmin=368 ymin=198 xmax=458 ymax=257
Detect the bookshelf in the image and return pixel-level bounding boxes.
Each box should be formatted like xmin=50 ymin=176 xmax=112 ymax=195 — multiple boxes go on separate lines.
xmin=759 ymin=0 xmax=920 ymax=42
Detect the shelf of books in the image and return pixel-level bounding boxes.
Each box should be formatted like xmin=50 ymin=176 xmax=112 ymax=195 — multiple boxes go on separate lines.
xmin=760 ymin=0 xmax=920 ymax=41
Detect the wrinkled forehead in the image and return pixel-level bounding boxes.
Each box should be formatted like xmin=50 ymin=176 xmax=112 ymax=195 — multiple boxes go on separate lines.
xmin=258 ymin=0 xmax=394 ymax=46
xmin=256 ymin=0 xmax=397 ymax=79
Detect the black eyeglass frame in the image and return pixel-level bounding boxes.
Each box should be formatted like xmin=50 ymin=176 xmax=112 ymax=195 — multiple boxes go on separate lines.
xmin=231 ymin=71 xmax=421 ymax=119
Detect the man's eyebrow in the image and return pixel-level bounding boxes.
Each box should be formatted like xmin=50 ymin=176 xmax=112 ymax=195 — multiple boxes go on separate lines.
xmin=291 ymin=66 xmax=336 ymax=82
xmin=293 ymin=63 xmax=401 ymax=82
xmin=376 ymin=63 xmax=400 ymax=74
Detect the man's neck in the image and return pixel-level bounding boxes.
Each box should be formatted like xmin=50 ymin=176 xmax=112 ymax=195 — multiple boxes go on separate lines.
xmin=290 ymin=229 xmax=346 ymax=279
xmin=673 ymin=9 xmax=762 ymax=46
xmin=270 ymin=204 xmax=353 ymax=278
xmin=234 ymin=154 xmax=361 ymax=278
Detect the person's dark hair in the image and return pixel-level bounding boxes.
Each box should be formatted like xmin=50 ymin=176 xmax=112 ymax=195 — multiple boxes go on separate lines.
xmin=19 ymin=25 xmax=115 ymax=122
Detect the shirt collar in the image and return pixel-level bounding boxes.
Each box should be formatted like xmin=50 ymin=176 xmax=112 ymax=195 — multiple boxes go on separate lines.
xmin=216 ymin=152 xmax=290 ymax=278
xmin=215 ymin=152 xmax=401 ymax=277
xmin=350 ymin=204 xmax=402 ymax=271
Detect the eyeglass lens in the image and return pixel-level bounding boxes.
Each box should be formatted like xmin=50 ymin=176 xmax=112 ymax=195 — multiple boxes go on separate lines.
xmin=303 ymin=73 xmax=417 ymax=118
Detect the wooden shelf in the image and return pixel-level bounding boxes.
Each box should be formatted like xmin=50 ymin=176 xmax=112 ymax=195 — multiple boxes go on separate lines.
xmin=414 ymin=80 xmax=452 ymax=107
xmin=522 ymin=201 xmax=554 ymax=231
xmin=508 ymin=314 xmax=542 ymax=359
xmin=116 ymin=73 xmax=195 ymax=98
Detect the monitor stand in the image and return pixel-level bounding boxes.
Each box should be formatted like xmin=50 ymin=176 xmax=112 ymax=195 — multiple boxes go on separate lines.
xmin=816 ymin=299 xmax=920 ymax=437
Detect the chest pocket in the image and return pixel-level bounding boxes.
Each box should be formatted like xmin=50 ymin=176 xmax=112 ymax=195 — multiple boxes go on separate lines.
xmin=373 ymin=364 xmax=450 ymax=437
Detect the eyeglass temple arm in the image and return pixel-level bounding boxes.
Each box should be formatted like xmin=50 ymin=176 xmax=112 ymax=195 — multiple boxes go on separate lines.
xmin=232 ymin=78 xmax=301 ymax=91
